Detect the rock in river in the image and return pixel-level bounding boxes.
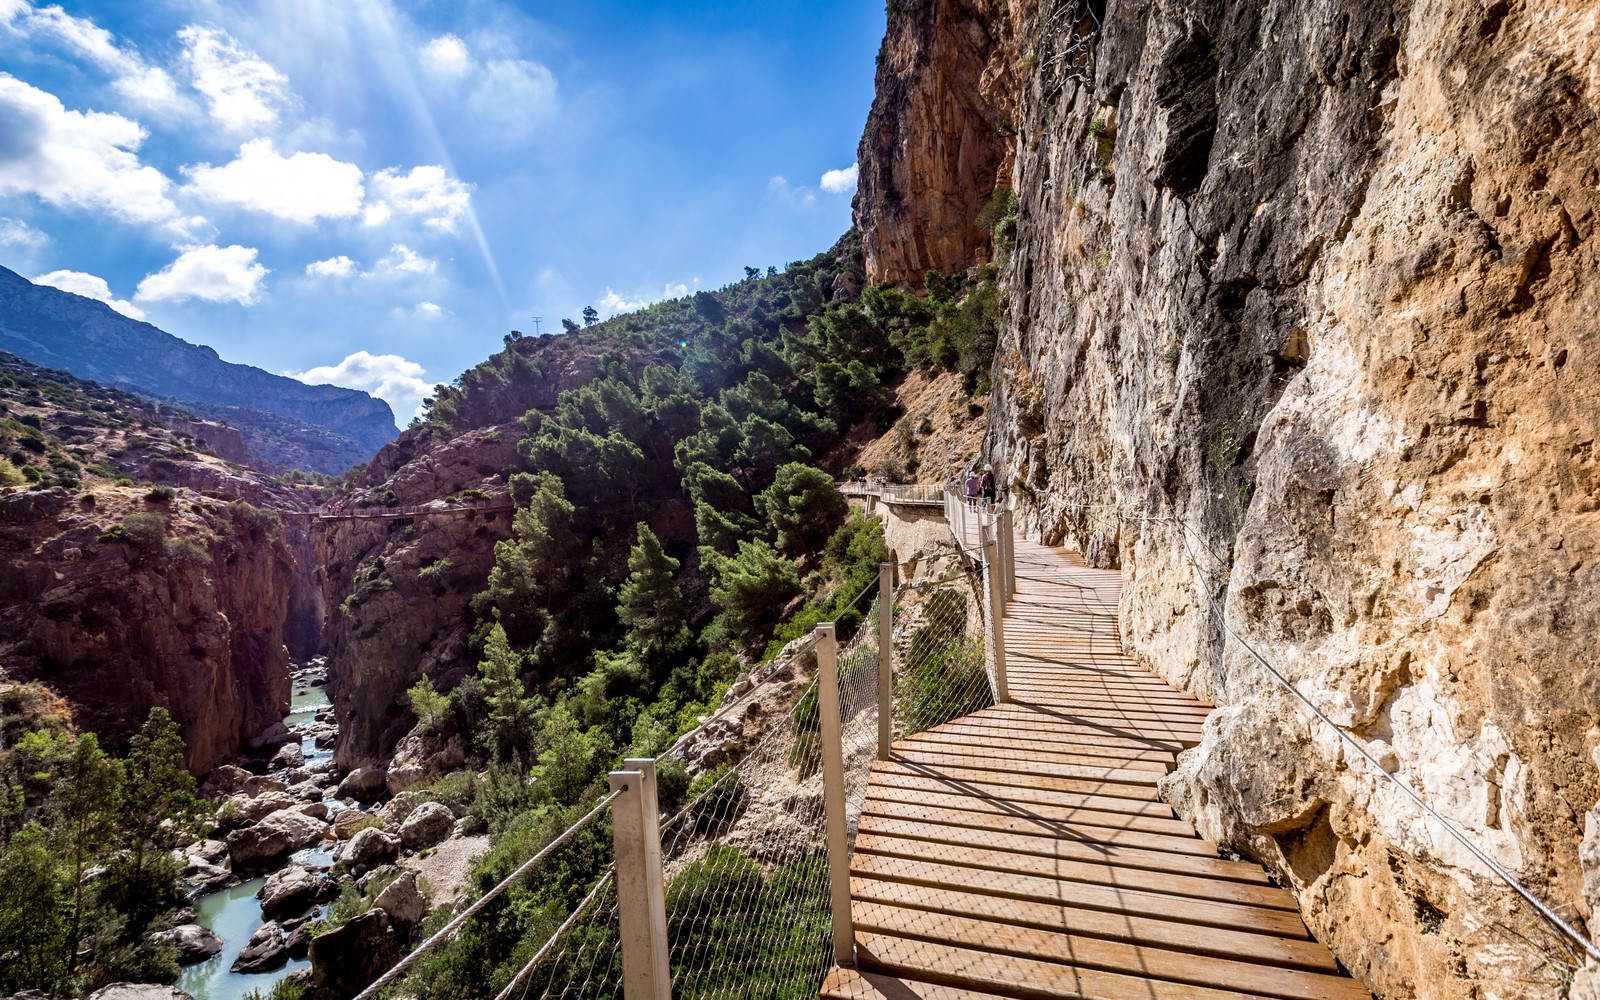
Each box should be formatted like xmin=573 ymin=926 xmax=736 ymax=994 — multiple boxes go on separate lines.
xmin=231 ymin=921 xmax=289 ymax=974
xmin=339 ymin=826 xmax=400 ymax=867
xmin=227 ymin=809 xmax=328 ymax=873
xmin=163 ymin=923 xmax=224 ymax=965
xmin=308 ymin=910 xmax=399 ymax=1000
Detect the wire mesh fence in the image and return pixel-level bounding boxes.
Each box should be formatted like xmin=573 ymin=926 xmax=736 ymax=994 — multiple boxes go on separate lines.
xmin=360 ymin=507 xmax=1003 ymax=998
xmin=892 ymin=572 xmax=991 ymax=741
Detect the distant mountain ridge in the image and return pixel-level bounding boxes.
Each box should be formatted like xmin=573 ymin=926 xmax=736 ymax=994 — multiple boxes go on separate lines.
xmin=0 ymin=265 xmax=396 ymax=473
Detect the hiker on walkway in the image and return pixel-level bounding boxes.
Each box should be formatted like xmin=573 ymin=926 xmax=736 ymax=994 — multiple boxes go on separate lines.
xmin=981 ymin=465 xmax=996 ymax=511
xmin=964 ymin=469 xmax=981 ymax=509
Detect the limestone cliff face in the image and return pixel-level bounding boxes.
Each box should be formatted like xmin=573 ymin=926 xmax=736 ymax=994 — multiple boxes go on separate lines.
xmin=855 ymin=0 xmax=1024 ymax=287
xmin=861 ymin=0 xmax=1600 ymax=995
xmin=0 ymin=488 xmax=306 ymax=772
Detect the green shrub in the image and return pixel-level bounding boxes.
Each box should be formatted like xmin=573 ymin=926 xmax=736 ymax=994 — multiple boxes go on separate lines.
xmin=144 ymin=486 xmax=175 ymax=503
xmin=0 ymin=455 xmax=24 ymax=487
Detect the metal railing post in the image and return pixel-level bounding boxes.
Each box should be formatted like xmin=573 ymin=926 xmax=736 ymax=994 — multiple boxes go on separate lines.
xmin=981 ymin=525 xmax=1010 ymax=704
xmin=609 ymin=761 xmax=670 ymax=1000
xmin=815 ymin=623 xmax=855 ymax=966
xmin=998 ymin=508 xmax=1015 ymax=605
xmin=877 ymin=563 xmax=894 ymax=761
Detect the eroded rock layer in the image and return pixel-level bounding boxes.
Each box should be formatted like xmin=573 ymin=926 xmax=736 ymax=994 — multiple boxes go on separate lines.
xmin=860 ymin=0 xmax=1600 ymax=996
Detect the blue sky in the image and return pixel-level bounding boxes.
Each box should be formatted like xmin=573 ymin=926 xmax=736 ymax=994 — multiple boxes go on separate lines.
xmin=0 ymin=0 xmax=883 ymax=425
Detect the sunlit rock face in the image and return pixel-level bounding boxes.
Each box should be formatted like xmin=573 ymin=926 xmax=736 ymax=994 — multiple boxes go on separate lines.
xmin=859 ymin=0 xmax=1600 ymax=995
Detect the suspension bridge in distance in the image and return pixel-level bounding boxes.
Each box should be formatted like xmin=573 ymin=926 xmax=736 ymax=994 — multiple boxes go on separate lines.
xmin=820 ymin=505 xmax=1369 ymax=998
xmin=289 ymin=499 xmax=516 ymax=522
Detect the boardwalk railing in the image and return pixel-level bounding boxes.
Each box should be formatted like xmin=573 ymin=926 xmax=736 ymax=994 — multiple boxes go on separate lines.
xmin=309 ymin=498 xmax=515 ymax=521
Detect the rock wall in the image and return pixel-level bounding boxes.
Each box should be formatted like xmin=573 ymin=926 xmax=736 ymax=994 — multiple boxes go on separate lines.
xmin=855 ymin=0 xmax=1024 ymax=287
xmin=0 ymin=488 xmax=307 ymax=772
xmin=320 ymin=424 xmax=520 ymax=768
xmin=859 ymin=0 xmax=1600 ymax=995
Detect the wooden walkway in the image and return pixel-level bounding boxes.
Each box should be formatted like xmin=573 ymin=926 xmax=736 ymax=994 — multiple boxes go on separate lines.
xmin=822 ymin=536 xmax=1367 ymax=999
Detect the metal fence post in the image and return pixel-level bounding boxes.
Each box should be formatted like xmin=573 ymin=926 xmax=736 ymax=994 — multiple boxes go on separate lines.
xmin=981 ymin=526 xmax=1010 ymax=704
xmin=610 ymin=762 xmax=670 ymax=1000
xmin=815 ymin=623 xmax=855 ymax=966
xmin=877 ymin=562 xmax=894 ymax=761
xmin=998 ymin=508 xmax=1015 ymax=605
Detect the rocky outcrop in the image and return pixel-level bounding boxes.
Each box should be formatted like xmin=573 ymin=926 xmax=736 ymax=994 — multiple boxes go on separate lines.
xmin=854 ymin=0 xmax=1023 ymax=287
xmin=231 ymin=921 xmax=289 ymax=973
xmin=321 ymin=424 xmax=520 ymax=767
xmin=0 ymin=487 xmax=308 ymax=771
xmin=308 ymin=910 xmax=399 ymax=1000
xmin=227 ymin=809 xmax=328 ymax=873
xmin=861 ymin=0 xmax=1600 ymax=996
xmin=163 ymin=924 xmax=224 ymax=965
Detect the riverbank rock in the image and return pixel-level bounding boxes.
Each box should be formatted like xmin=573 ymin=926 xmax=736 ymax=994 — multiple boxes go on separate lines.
xmin=372 ymin=870 xmax=426 ymax=936
xmin=221 ymin=790 xmax=296 ymax=826
xmin=231 ymin=921 xmax=289 ymax=973
xmin=399 ymin=801 xmax=453 ymax=851
xmin=332 ymin=808 xmax=379 ymax=840
xmin=339 ymin=827 xmax=400 ymax=867
xmin=258 ymin=865 xmax=321 ymax=917
xmin=271 ymin=742 xmax=304 ymax=771
xmin=87 ymin=987 xmax=194 ymax=1000
xmin=386 ymin=729 xmax=466 ymax=796
xmin=308 ymin=909 xmax=399 ymax=1000
xmin=164 ymin=924 xmax=224 ymax=965
xmin=337 ymin=765 xmax=387 ymax=802
xmin=227 ymin=809 xmax=328 ymax=873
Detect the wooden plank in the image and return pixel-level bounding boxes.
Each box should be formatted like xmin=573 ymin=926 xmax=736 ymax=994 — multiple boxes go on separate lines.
xmin=854 ymin=832 xmax=1298 ymax=911
xmin=866 ymin=772 xmax=1185 ymax=828
xmin=851 ymin=855 xmax=1312 ymax=939
xmin=892 ymin=734 xmax=1175 ymax=770
xmin=854 ymin=904 xmax=1366 ymax=1000
xmin=939 ymin=714 xmax=1200 ymax=745
xmin=851 ymin=879 xmax=1335 ymax=971
xmin=920 ymin=719 xmax=1184 ymax=755
xmin=855 ymin=932 xmax=1267 ymax=1000
xmin=856 ymin=813 xmax=1270 ymax=885
xmin=858 ymin=794 xmax=1221 ymax=857
xmin=981 ymin=704 xmax=1209 ymax=730
xmin=820 ymin=967 xmax=1019 ymax=1000
xmin=871 ymin=761 xmax=1168 ymax=807
xmin=885 ymin=748 xmax=1169 ymax=784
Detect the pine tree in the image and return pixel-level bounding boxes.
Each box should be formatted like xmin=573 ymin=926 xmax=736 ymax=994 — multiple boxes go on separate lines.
xmin=477 ymin=623 xmax=533 ymax=762
xmin=757 ymin=462 xmax=849 ymax=555
xmin=616 ymin=524 xmax=689 ymax=669
xmin=476 ymin=472 xmax=585 ymax=645
xmin=120 ymin=708 xmax=204 ymax=879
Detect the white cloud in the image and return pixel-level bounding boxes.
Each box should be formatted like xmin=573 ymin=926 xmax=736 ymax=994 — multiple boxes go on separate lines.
xmin=2 ymin=2 xmax=183 ymax=114
xmin=364 ymin=165 xmax=472 ymax=233
xmin=820 ymin=162 xmax=858 ymax=195
xmin=0 ymin=74 xmax=179 ymax=224
xmin=368 ymin=243 xmax=435 ymax=277
xmin=419 ymin=34 xmax=472 ymax=79
xmin=597 ymin=287 xmax=648 ymax=315
xmin=465 ymin=58 xmax=556 ymax=140
xmin=184 ymin=138 xmax=364 ymax=224
xmin=0 ymin=216 xmax=47 ymax=249
xmin=390 ymin=300 xmax=445 ymax=320
xmin=767 ymin=174 xmax=815 ymax=206
xmin=177 ymin=25 xmax=291 ymax=132
xmin=32 ymin=268 xmax=145 ymax=319
xmin=305 ymin=255 xmax=357 ymax=278
xmin=414 ymin=33 xmax=555 ymax=143
xmin=135 ymin=244 xmax=268 ymax=305
xmin=664 ymin=282 xmax=689 ymax=299
xmin=286 ymin=350 xmax=430 ymax=423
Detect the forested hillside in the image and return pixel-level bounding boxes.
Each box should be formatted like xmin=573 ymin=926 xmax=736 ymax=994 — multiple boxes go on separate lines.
xmin=314 ymin=232 xmax=1003 ymax=995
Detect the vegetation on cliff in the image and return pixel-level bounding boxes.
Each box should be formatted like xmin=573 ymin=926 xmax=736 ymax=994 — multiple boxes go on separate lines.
xmin=325 ymin=233 xmax=1000 ymax=995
